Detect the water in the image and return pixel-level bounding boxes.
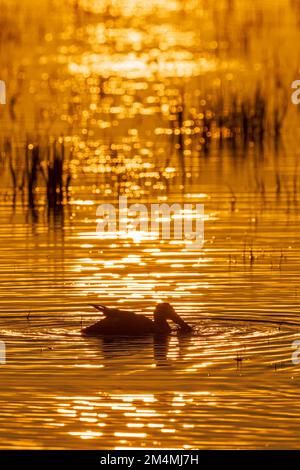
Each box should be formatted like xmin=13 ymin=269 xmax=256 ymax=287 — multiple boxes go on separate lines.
xmin=0 ymin=0 xmax=300 ymax=450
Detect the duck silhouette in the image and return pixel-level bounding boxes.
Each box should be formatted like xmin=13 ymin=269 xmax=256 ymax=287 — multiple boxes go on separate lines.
xmin=82 ymin=302 xmax=192 ymax=336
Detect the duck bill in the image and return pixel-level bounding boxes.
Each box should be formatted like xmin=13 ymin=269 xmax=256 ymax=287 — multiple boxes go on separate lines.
xmin=169 ymin=311 xmax=191 ymax=331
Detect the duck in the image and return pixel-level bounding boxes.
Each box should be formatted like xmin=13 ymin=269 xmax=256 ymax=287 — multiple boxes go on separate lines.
xmin=82 ymin=302 xmax=192 ymax=336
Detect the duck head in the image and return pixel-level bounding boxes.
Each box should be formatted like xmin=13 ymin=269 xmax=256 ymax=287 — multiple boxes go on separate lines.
xmin=154 ymin=303 xmax=192 ymax=332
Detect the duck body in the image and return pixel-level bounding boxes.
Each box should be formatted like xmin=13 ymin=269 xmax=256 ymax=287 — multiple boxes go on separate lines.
xmin=82 ymin=312 xmax=170 ymax=336
xmin=82 ymin=303 xmax=190 ymax=337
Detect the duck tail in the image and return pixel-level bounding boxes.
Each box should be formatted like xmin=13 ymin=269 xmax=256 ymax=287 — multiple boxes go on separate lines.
xmin=90 ymin=304 xmax=108 ymax=315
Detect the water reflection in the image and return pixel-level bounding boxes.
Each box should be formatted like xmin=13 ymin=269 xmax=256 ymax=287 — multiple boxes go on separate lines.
xmin=92 ymin=334 xmax=192 ymax=368
xmin=0 ymin=0 xmax=300 ymax=451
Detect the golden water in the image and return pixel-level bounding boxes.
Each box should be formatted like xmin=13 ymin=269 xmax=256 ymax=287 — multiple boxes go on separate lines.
xmin=0 ymin=0 xmax=300 ymax=449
